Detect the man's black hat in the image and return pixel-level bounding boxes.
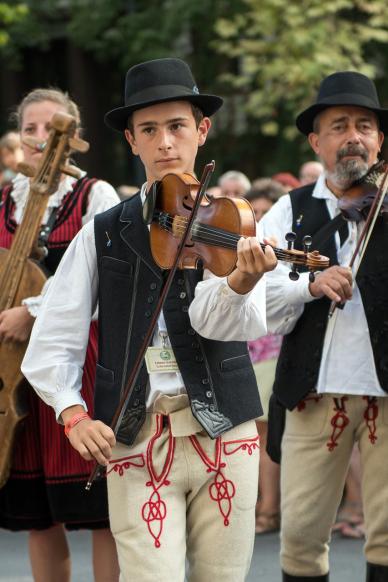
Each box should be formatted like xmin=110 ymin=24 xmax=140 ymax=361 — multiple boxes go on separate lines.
xmin=296 ymin=71 xmax=388 ymax=135
xmin=105 ymin=58 xmax=223 ymax=132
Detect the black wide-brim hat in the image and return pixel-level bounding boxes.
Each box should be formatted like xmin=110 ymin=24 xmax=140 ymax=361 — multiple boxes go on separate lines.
xmin=105 ymin=58 xmax=223 ymax=132
xmin=296 ymin=71 xmax=388 ymax=135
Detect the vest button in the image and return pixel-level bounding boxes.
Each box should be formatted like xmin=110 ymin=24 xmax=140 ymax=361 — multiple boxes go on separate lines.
xmin=134 ymin=385 xmax=141 ymax=392
xmin=188 ymin=328 xmax=195 ymax=336
xmin=209 ymin=404 xmax=215 ymax=412
xmin=150 ymin=282 xmax=157 ymax=290
xmin=182 ymin=306 xmax=189 ymax=313
xmin=195 ymin=355 xmax=203 ymax=362
xmin=145 ymin=310 xmax=151 ymax=317
xmin=201 ymin=378 xmax=209 ymax=385
xmin=177 ymin=278 xmax=184 ymax=286
xmin=179 ymin=292 xmax=186 ymax=299
xmin=133 ymin=399 xmax=140 ymax=407
xmin=206 ymin=390 xmax=212 ymax=398
xmin=147 ymin=296 xmax=154 ymax=303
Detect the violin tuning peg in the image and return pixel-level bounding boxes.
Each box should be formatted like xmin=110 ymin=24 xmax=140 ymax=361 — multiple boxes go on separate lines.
xmin=60 ymin=164 xmax=82 ymax=179
xmin=16 ymin=161 xmax=36 ymax=178
xmin=309 ymin=271 xmax=315 ymax=283
xmin=285 ymin=231 xmax=297 ymax=250
xmin=289 ymin=265 xmax=300 ymax=281
xmin=21 ymin=136 xmax=46 ymax=152
xmin=69 ymin=136 xmax=90 ymax=153
xmin=303 ymin=235 xmax=312 ymax=253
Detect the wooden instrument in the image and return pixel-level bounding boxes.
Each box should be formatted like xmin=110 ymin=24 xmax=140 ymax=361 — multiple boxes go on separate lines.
xmin=0 ymin=112 xmax=89 ymax=488
xmin=149 ymin=172 xmax=330 ymax=280
xmin=328 ymin=160 xmax=388 ymax=317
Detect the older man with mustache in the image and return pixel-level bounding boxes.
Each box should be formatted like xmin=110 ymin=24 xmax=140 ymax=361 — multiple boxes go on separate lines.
xmin=260 ymin=71 xmax=388 ymax=582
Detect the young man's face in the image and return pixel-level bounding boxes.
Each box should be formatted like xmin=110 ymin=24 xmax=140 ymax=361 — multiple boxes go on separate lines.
xmin=125 ymin=100 xmax=211 ymax=185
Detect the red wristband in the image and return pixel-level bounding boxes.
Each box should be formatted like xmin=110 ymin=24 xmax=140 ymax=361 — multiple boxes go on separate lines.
xmin=64 ymin=412 xmax=90 ymax=437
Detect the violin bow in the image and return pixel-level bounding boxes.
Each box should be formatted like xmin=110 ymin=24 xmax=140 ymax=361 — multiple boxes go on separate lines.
xmin=328 ymin=164 xmax=388 ymax=318
xmin=86 ymin=161 xmax=215 ymax=490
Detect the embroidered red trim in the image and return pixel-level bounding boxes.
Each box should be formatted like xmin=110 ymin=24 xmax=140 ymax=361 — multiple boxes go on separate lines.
xmin=141 ymin=415 xmax=175 ymax=548
xmin=189 ymin=435 xmax=236 ymax=526
xmin=297 ymin=394 xmax=323 ymax=411
xmin=107 ymin=454 xmax=145 ymax=476
xmin=223 ymin=435 xmax=260 ymax=456
xmin=326 ymin=397 xmax=349 ymax=452
xmin=363 ymin=396 xmax=378 ymax=444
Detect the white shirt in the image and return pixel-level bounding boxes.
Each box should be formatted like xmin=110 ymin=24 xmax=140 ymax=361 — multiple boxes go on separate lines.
xmin=22 ymin=189 xmax=267 ymax=419
xmin=259 ymin=172 xmax=385 ymax=398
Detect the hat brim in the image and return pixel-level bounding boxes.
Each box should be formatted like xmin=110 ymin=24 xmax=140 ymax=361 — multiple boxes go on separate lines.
xmin=104 ymin=90 xmax=223 ymax=132
xmin=296 ymin=95 xmax=388 ymax=135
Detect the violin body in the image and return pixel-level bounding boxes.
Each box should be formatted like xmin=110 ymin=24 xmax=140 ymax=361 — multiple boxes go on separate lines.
xmin=150 ymin=171 xmax=330 ymax=278
xmin=0 ymin=249 xmax=46 ymax=488
xmin=339 ymin=160 xmax=388 ymax=221
xmin=151 ymin=173 xmax=256 ymax=276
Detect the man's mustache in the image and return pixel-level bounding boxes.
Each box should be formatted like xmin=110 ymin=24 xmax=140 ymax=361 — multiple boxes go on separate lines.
xmin=336 ymin=145 xmax=368 ymax=163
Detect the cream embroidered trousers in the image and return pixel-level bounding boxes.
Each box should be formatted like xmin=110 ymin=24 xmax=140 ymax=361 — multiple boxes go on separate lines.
xmin=107 ymin=394 xmax=260 ymax=582
xmin=281 ymin=393 xmax=388 ymax=577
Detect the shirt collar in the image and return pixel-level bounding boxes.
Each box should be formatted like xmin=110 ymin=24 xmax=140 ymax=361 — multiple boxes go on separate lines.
xmin=11 ymin=170 xmax=86 ymax=208
xmin=311 ymin=172 xmax=339 ymax=204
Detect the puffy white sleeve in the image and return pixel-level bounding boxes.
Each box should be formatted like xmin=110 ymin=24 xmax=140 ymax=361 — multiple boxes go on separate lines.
xmin=21 ymin=221 xmax=98 ymax=420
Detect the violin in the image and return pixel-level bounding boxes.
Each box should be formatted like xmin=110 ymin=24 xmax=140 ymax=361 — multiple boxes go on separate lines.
xmin=338 ymin=160 xmax=388 ymax=222
xmin=146 ymin=172 xmax=330 ymax=281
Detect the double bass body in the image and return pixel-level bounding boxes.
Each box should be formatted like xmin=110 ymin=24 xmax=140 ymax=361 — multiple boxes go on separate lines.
xmin=0 ymin=251 xmax=46 ymax=488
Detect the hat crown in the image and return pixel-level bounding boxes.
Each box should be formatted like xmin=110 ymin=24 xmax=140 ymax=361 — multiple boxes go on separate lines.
xmin=317 ymin=71 xmax=380 ymax=107
xmin=295 ymin=70 xmax=388 ymax=135
xmin=125 ymin=58 xmax=197 ymax=104
xmin=104 ymin=57 xmax=223 ymax=131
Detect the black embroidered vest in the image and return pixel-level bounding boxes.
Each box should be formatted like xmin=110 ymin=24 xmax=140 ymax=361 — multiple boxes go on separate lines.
xmin=94 ymin=193 xmax=262 ymax=446
xmin=273 ymin=184 xmax=388 ymax=410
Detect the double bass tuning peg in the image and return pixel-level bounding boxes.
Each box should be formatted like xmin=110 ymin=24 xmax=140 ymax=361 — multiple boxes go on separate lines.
xmin=59 ymin=164 xmax=82 ymax=179
xmin=16 ymin=162 xmax=36 ymax=178
xmin=69 ymin=137 xmax=89 ymax=153
xmin=21 ymin=136 xmax=46 ymax=152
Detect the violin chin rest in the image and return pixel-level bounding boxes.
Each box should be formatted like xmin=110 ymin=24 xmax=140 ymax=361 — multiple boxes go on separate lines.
xmin=143 ymin=181 xmax=160 ymax=225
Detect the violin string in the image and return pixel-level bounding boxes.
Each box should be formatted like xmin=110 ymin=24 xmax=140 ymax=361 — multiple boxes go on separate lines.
xmin=154 ymin=212 xmax=297 ymax=262
xmin=157 ymin=218 xmax=296 ymax=261
xmin=156 ymin=212 xmax=296 ymax=261
xmin=156 ymin=222 xmax=311 ymax=266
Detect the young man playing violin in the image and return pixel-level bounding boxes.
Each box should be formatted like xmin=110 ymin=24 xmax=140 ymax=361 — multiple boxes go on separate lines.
xmin=22 ymin=58 xmax=277 ymax=581
xmin=260 ymin=72 xmax=388 ymax=582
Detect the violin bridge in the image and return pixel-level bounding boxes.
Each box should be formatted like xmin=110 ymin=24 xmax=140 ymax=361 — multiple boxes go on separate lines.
xmin=172 ymin=215 xmax=187 ymax=238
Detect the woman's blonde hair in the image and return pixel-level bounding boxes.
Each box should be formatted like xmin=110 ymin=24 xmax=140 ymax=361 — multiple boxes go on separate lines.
xmin=14 ymin=88 xmax=81 ymax=130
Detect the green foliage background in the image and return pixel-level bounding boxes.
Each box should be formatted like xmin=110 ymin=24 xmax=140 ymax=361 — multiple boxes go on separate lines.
xmin=0 ymin=0 xmax=387 ymax=185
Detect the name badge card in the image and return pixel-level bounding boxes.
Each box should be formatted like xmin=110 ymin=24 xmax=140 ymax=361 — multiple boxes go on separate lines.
xmin=145 ymin=347 xmax=179 ymax=373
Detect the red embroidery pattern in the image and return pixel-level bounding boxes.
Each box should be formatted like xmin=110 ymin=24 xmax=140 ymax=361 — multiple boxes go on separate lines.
xmin=189 ymin=435 xmax=236 ymax=526
xmin=223 ymin=435 xmax=260 ymax=456
xmin=107 ymin=454 xmax=145 ymax=476
xmin=363 ymin=396 xmax=378 ymax=444
xmin=327 ymin=397 xmax=349 ymax=452
xmin=297 ymin=394 xmax=323 ymax=411
xmin=142 ymin=415 xmax=175 ymax=548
